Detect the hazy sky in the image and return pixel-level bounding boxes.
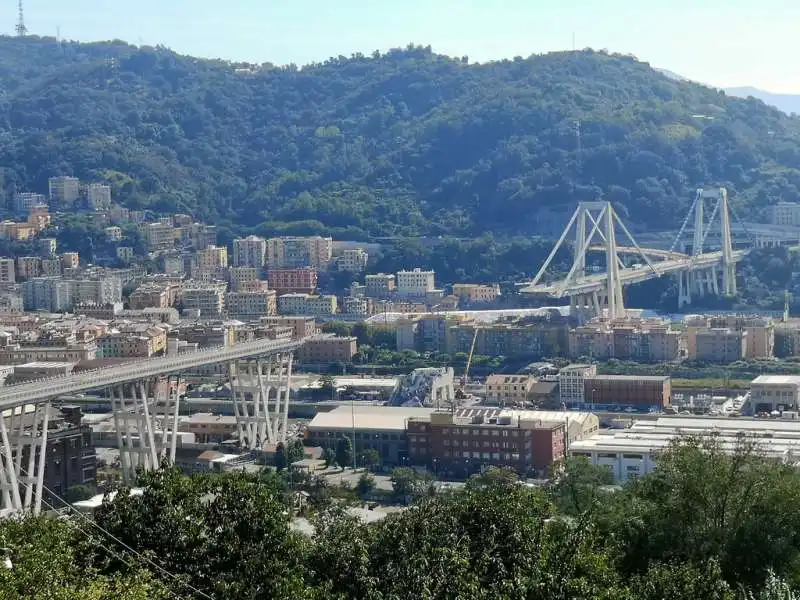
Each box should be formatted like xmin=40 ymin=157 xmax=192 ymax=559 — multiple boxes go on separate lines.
xmin=3 ymin=0 xmax=800 ymax=93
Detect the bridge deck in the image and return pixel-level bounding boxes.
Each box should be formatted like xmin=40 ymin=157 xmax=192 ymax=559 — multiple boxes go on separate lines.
xmin=0 ymin=337 xmax=304 ymax=410
xmin=520 ymin=250 xmax=748 ymax=297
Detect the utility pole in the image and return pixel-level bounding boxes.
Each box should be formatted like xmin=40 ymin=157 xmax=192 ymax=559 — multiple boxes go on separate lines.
xmin=15 ymin=0 xmax=27 ymax=37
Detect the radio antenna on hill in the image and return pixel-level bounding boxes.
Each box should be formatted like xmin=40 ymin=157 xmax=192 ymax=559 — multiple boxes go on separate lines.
xmin=15 ymin=0 xmax=27 ymax=37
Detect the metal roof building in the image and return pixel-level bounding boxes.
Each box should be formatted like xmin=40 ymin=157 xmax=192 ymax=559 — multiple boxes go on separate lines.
xmin=570 ymin=415 xmax=800 ymax=482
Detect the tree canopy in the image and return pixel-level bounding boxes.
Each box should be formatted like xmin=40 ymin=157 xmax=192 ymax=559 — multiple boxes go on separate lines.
xmin=0 ymin=37 xmax=798 ymax=241
xmin=4 ymin=437 xmax=800 ymax=598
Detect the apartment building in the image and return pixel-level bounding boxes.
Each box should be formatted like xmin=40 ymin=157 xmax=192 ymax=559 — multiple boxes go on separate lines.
xmin=706 ymin=315 xmax=774 ymax=359
xmin=224 ymin=290 xmax=277 ymax=321
xmin=39 ymin=237 xmax=57 ymax=257
xmin=70 ymin=275 xmax=123 ymax=306
xmin=197 ymin=245 xmax=228 ymax=270
xmin=228 ymin=267 xmax=261 ymax=292
xmin=691 ymin=328 xmax=747 ymax=363
xmin=180 ymin=284 xmax=226 ymax=317
xmin=0 ymin=292 xmax=23 ymax=312
xmin=260 ymin=316 xmax=316 ymax=340
xmin=16 ymin=256 xmax=40 ymax=280
xmin=190 ymin=223 xmax=217 ymax=250
xmin=48 ymin=176 xmax=80 ymax=209
xmin=337 ymin=248 xmax=368 ymax=272
xmin=396 ymin=268 xmax=436 ymax=298
xmin=60 ymin=252 xmax=79 ymax=270
xmin=0 ymin=258 xmax=15 ymax=283
xmin=104 ymin=226 xmax=122 ymax=241
xmin=0 ymin=342 xmax=97 ymax=364
xmin=14 ymin=192 xmax=46 ymax=214
xmin=296 ymin=334 xmax=357 ymax=363
xmin=452 ymin=283 xmax=501 ymax=306
xmin=769 ymin=202 xmax=800 ymax=226
xmin=232 ymin=236 xmax=267 ymax=269
xmin=86 ymin=183 xmax=112 ymax=210
xmin=407 ymin=409 xmax=566 ymax=478
xmin=266 ymin=236 xmax=332 ymax=269
xmin=485 ymin=374 xmax=537 ymax=406
xmin=268 ymin=268 xmax=318 ymax=295
xmin=365 ymin=273 xmax=396 ymax=298
xmin=143 ymin=222 xmax=174 ymax=251
xmin=116 ymin=247 xmax=134 ymax=263
xmin=97 ymin=325 xmax=167 ymax=358
xmin=22 ymin=277 xmax=71 ymax=312
xmin=568 ymin=318 xmax=682 ymax=362
xmin=558 ymin=364 xmax=597 ymax=407
xmin=179 ymin=413 xmax=237 ymax=444
xmin=277 ymin=293 xmax=337 ymax=317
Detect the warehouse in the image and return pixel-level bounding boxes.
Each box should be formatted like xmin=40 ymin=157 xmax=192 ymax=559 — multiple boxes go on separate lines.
xmin=583 ymin=374 xmax=670 ymax=412
xmin=569 ymin=416 xmax=800 ymax=482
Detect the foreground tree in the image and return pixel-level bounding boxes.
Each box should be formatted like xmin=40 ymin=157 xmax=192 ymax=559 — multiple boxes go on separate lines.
xmin=335 ymin=436 xmax=353 ymax=471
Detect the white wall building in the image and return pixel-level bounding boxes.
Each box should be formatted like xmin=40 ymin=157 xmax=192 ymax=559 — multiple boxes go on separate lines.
xmin=558 ymin=364 xmax=597 ymax=407
xmin=396 ymin=268 xmax=435 ymax=298
xmin=570 ymin=416 xmax=800 ymax=483
xmin=87 ymin=183 xmax=112 ymax=210
xmin=232 ymin=236 xmax=267 ymax=269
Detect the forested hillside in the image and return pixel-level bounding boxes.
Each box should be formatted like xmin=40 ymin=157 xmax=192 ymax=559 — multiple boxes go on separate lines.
xmin=1 ymin=36 xmax=800 ymax=239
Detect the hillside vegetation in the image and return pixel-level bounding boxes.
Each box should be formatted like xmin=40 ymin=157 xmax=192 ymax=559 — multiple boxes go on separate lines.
xmin=1 ymin=36 xmax=800 ymax=240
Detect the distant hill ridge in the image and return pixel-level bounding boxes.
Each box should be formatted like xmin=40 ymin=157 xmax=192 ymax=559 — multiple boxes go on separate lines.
xmin=0 ymin=36 xmax=799 ymax=239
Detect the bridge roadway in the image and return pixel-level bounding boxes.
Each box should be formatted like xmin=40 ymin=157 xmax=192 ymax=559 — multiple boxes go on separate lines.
xmin=520 ymin=249 xmax=749 ymax=296
xmin=0 ymin=336 xmax=304 ymax=411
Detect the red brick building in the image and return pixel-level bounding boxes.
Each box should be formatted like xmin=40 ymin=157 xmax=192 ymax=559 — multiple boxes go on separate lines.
xmin=407 ymin=408 xmax=565 ymax=478
xmin=267 ymin=268 xmax=318 ymax=295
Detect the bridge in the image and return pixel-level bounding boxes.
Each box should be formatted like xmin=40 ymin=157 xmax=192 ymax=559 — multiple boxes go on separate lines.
xmin=519 ymin=188 xmax=750 ymax=319
xmin=0 ymin=336 xmax=304 ymax=516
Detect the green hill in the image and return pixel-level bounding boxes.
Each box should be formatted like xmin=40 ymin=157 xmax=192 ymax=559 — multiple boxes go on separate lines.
xmin=1 ymin=36 xmax=799 ymax=240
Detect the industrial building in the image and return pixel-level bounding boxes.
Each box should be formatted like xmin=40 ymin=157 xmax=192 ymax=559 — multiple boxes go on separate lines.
xmin=570 ymin=416 xmax=800 ymax=482
xmin=748 ymin=375 xmax=800 ymax=414
xmin=583 ymin=375 xmax=671 ymax=412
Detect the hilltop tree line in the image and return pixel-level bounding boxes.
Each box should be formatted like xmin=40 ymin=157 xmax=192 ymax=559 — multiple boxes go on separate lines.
xmin=0 ymin=37 xmax=799 ymax=243
xmin=4 ymin=435 xmax=800 ymax=599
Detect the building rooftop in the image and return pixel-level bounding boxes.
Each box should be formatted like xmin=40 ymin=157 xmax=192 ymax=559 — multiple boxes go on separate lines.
xmin=588 ymin=374 xmax=670 ymax=382
xmin=751 ymin=375 xmax=800 ymax=385
xmin=308 ymin=405 xmax=433 ymax=432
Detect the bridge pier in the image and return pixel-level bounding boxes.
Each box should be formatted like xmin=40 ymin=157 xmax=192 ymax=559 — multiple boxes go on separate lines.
xmin=110 ymin=376 xmax=182 ymax=484
xmin=229 ymin=352 xmax=293 ymax=450
xmin=0 ymin=403 xmax=50 ymax=516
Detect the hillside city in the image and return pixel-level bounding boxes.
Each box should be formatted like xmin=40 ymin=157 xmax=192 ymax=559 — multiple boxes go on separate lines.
xmin=5 ymin=26 xmax=800 ymax=600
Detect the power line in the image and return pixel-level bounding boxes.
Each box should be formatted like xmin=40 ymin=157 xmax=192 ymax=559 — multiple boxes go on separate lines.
xmin=14 ymin=466 xmax=216 ymax=600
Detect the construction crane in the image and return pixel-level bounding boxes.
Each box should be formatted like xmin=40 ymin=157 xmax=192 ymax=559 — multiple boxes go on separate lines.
xmin=455 ymin=326 xmax=480 ymax=401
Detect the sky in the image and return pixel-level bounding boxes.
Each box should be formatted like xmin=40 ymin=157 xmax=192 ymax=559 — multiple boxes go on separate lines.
xmin=2 ymin=0 xmax=800 ymax=93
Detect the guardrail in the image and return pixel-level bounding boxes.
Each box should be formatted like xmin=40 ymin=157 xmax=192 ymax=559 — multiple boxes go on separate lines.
xmin=0 ymin=337 xmax=305 ymax=410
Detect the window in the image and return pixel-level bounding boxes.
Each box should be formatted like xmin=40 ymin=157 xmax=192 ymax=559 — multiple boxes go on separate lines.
xmin=443 ymin=439 xmax=450 ymax=446
xmin=491 ymin=430 xmax=499 ymax=436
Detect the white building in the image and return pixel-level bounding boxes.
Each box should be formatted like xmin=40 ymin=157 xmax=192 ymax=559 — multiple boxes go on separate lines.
xmin=396 ymin=268 xmax=435 ymax=298
xmin=338 ymin=248 xmax=368 ymax=272
xmin=558 ymin=364 xmax=597 ymax=407
xmin=22 ymin=277 xmax=71 ymax=312
xmin=14 ymin=192 xmax=46 ymax=214
xmin=277 ymin=293 xmax=337 ymax=317
xmin=0 ymin=258 xmax=15 ymax=283
xmin=749 ymin=375 xmax=800 ymax=413
xmin=570 ymin=416 xmax=800 ymax=483
xmin=87 ymin=183 xmax=112 ymax=210
xmin=181 ymin=284 xmax=226 ymax=317
xmin=232 ymin=236 xmax=267 ymax=269
xmin=224 ymin=290 xmax=277 ymax=321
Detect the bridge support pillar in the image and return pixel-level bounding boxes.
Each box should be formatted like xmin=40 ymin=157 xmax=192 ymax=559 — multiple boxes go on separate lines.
xmin=229 ymin=352 xmax=294 ymax=451
xmin=111 ymin=377 xmax=182 ymax=484
xmin=677 ymin=271 xmax=692 ymax=308
xmin=0 ymin=402 xmax=50 ymax=516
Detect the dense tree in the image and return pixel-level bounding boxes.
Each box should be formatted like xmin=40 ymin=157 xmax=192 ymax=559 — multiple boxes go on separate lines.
xmin=321 ymin=446 xmax=336 ymax=468
xmin=335 ymin=436 xmax=353 ymax=471
xmin=0 ymin=37 xmax=797 ymax=243
xmin=358 ymin=448 xmax=381 ymax=471
xmin=274 ymin=441 xmax=288 ymax=471
xmin=356 ymin=472 xmax=375 ymax=499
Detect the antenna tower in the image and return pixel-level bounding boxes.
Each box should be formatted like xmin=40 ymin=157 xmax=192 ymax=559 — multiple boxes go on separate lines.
xmin=15 ymin=0 xmax=27 ymax=37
